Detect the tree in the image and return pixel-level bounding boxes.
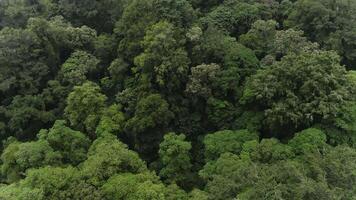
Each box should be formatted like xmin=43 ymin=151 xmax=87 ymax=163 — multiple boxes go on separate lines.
xmin=115 ymin=0 xmax=195 ymax=60
xmin=59 ymin=51 xmax=99 ymax=86
xmin=95 ymin=104 xmax=126 ymax=137
xmin=80 ymin=134 xmax=147 ymax=186
xmin=239 ymin=20 xmax=278 ymax=59
xmin=202 ymin=0 xmax=263 ymax=36
xmin=64 ymin=82 xmax=107 ymax=137
xmin=115 ymin=0 xmax=158 ymax=60
xmin=186 ymin=63 xmax=220 ymax=99
xmin=159 ymin=133 xmax=192 ymax=184
xmin=192 ymin=28 xmax=259 ymax=99
xmin=199 ymin=153 xmax=257 ymax=200
xmin=27 ymin=16 xmax=97 ymax=55
xmin=38 ymin=120 xmax=91 ymax=165
xmin=21 ymin=166 xmax=80 ymax=200
xmin=199 ymin=133 xmax=356 ymax=200
xmin=0 ymin=183 xmax=44 ymax=200
xmin=288 ymin=128 xmax=327 ymax=155
xmin=323 ymin=145 xmax=356 ymax=199
xmin=101 ymin=172 xmax=165 ymax=200
xmin=241 ymin=138 xmax=294 ymax=164
xmin=1 ymin=140 xmax=62 ymax=183
xmin=0 ymin=28 xmax=50 ymax=100
xmin=125 ymin=94 xmax=174 ymax=160
xmin=3 ymin=95 xmax=55 ymax=140
xmin=203 ymin=129 xmax=258 ymax=161
xmin=271 ymin=29 xmax=319 ymax=59
xmin=46 ymin=0 xmax=129 ymax=32
xmin=241 ymin=50 xmax=350 ymax=135
xmin=134 ymin=21 xmax=190 ymax=93
xmin=0 ymin=0 xmax=45 ymax=28
xmin=286 ymin=0 xmax=356 ymax=68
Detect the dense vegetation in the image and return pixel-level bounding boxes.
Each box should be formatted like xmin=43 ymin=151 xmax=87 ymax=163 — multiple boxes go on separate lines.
xmin=0 ymin=0 xmax=355 ymax=199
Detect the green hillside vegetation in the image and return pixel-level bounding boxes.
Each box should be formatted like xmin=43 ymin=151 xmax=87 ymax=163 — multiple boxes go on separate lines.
xmin=0 ymin=0 xmax=355 ymax=199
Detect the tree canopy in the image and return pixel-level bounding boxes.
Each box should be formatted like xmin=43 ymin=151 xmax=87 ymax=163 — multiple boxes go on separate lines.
xmin=0 ymin=0 xmax=355 ymax=199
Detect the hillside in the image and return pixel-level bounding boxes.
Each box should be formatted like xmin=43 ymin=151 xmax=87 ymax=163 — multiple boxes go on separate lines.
xmin=0 ymin=0 xmax=355 ymax=199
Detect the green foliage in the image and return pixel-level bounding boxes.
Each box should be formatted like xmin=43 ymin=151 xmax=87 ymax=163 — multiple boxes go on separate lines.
xmin=323 ymin=145 xmax=356 ymax=199
xmin=239 ymin=19 xmax=278 ymax=58
xmin=1 ymin=0 xmax=356 ymax=198
xmin=3 ymin=95 xmax=55 ymax=140
xmin=0 ymin=28 xmax=49 ymax=98
xmin=271 ymin=29 xmax=319 ymax=58
xmin=200 ymin=133 xmax=356 ymax=199
xmin=135 ymin=21 xmax=190 ymax=92
xmin=38 ymin=120 xmax=91 ymax=165
xmin=186 ymin=63 xmax=220 ymax=99
xmin=1 ymin=140 xmax=62 ymax=183
xmin=22 ymin=166 xmax=79 ymax=199
xmin=64 ymin=82 xmax=107 ymax=136
xmin=96 ymin=104 xmax=126 ymax=137
xmin=0 ymin=183 xmax=44 ymax=200
xmin=27 ymin=16 xmax=97 ymax=52
xmin=286 ymin=0 xmax=356 ymax=68
xmin=318 ymin=100 xmax=356 ymax=147
xmin=206 ymin=97 xmax=236 ymax=129
xmin=60 ymin=51 xmax=99 ymax=86
xmin=125 ymin=94 xmax=174 ymax=159
xmin=242 ymin=138 xmax=295 ymax=163
xmin=101 ymin=172 xmax=165 ymax=200
xmin=188 ymin=189 xmax=209 ymax=200
xmin=126 ymin=94 xmax=174 ymax=135
xmin=199 ymin=153 xmax=257 ymax=200
xmin=0 ymin=0 xmax=46 ymax=28
xmin=81 ymin=134 xmax=147 ymax=186
xmin=159 ymin=133 xmax=192 ymax=184
xmin=288 ymin=128 xmax=327 ymax=155
xmin=203 ymin=129 xmax=258 ymax=161
xmin=242 ymin=50 xmax=350 ymax=134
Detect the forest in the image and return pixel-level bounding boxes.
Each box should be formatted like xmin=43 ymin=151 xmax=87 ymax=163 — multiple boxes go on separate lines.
xmin=0 ymin=0 xmax=355 ymax=199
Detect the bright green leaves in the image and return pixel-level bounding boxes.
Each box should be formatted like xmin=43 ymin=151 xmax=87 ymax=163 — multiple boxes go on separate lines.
xmin=1 ymin=120 xmax=90 ymax=183
xmin=101 ymin=172 xmax=165 ymax=200
xmin=203 ymin=129 xmax=258 ymax=161
xmin=159 ymin=133 xmax=192 ymax=184
xmin=288 ymin=128 xmax=327 ymax=155
xmin=81 ymin=134 xmax=147 ymax=186
xmin=60 ymin=51 xmax=99 ymax=86
xmin=64 ymin=82 xmax=107 ymax=136
xmin=199 ymin=129 xmax=355 ymax=200
xmin=95 ymin=104 xmax=126 ymax=137
xmin=22 ymin=166 xmax=79 ymax=200
xmin=1 ymin=140 xmax=61 ymax=183
xmin=38 ymin=120 xmax=91 ymax=164
xmin=199 ymin=153 xmax=257 ymax=200
xmin=0 ymin=182 xmax=44 ymax=200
